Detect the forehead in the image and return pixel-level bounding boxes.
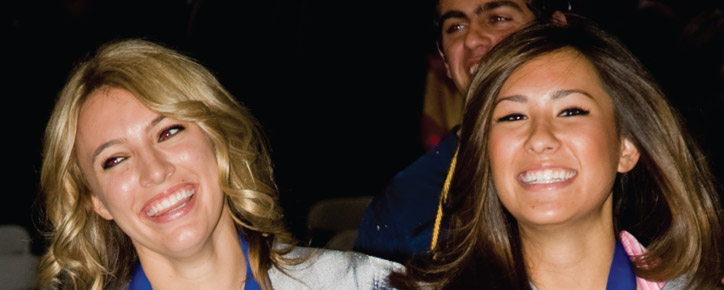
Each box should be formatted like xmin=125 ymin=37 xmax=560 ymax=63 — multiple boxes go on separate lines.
xmin=79 ymin=88 xmax=154 ymax=124
xmin=76 ymin=88 xmax=156 ymax=148
xmin=439 ymin=0 xmax=531 ymax=16
xmin=499 ymin=49 xmax=603 ymax=96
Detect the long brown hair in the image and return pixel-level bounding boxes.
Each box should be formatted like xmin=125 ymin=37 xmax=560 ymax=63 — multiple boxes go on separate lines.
xmin=395 ymin=16 xmax=724 ymax=289
xmin=39 ymin=39 xmax=294 ymax=290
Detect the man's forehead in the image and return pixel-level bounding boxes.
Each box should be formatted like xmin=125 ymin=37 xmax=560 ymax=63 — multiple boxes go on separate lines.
xmin=439 ymin=0 xmax=529 ymax=17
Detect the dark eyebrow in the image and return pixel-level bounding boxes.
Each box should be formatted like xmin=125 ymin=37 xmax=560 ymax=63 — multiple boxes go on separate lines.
xmin=551 ymin=89 xmax=594 ymax=100
xmin=494 ymin=95 xmax=527 ymax=106
xmin=494 ymin=89 xmax=592 ymax=107
xmin=91 ymin=115 xmax=166 ymax=164
xmin=438 ymin=10 xmax=468 ymax=26
xmin=148 ymin=115 xmax=165 ymax=131
xmin=438 ymin=1 xmax=524 ymax=27
xmin=92 ymin=139 xmax=123 ymax=164
xmin=475 ymin=0 xmax=524 ymax=15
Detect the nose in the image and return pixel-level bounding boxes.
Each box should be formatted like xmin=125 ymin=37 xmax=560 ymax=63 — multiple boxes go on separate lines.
xmin=138 ymin=148 xmax=174 ymax=186
xmin=524 ymin=119 xmax=560 ymax=154
xmin=464 ymin=22 xmax=493 ymax=53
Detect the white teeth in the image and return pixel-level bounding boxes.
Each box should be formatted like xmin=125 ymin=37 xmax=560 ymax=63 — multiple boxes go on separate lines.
xmin=520 ymin=169 xmax=576 ymax=184
xmin=469 ymin=64 xmax=480 ymax=75
xmin=145 ymin=188 xmax=196 ymax=216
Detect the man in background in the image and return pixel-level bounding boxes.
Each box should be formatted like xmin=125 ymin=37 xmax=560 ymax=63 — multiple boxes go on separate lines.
xmin=354 ymin=0 xmax=569 ymax=263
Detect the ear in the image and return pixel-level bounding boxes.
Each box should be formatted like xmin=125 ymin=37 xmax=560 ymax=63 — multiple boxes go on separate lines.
xmin=617 ymin=137 xmax=640 ymax=173
xmin=437 ymin=45 xmax=453 ymax=79
xmin=550 ymin=11 xmax=568 ymax=26
xmin=91 ymin=195 xmax=114 ymax=220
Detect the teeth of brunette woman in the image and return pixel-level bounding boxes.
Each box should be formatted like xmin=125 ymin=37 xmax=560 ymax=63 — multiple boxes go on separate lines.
xmin=522 ymin=169 xmax=576 ymax=184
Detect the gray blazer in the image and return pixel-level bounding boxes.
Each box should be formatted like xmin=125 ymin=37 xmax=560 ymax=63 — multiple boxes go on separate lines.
xmin=269 ymin=247 xmax=403 ymax=290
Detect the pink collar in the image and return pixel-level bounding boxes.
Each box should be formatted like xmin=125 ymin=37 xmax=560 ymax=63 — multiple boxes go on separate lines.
xmin=619 ymin=231 xmax=667 ymax=290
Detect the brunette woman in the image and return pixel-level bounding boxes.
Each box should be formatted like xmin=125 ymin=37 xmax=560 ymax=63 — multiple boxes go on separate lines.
xmin=395 ymin=16 xmax=724 ymax=290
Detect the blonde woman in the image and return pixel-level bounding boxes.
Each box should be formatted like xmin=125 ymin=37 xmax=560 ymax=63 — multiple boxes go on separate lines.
xmin=39 ymin=39 xmax=401 ymax=290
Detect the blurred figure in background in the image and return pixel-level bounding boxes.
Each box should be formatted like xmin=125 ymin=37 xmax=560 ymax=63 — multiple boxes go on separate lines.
xmin=355 ymin=0 xmax=570 ymax=263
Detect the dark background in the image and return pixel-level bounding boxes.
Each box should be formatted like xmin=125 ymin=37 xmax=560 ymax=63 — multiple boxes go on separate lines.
xmin=3 ymin=0 xmax=722 ymax=254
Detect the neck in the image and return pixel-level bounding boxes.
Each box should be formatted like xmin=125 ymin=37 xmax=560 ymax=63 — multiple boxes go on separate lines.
xmin=521 ymin=197 xmax=616 ymax=290
xmin=138 ymin=211 xmax=246 ymax=290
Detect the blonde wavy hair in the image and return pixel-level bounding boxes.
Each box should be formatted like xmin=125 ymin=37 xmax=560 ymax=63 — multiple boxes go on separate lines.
xmin=39 ymin=39 xmax=293 ymax=290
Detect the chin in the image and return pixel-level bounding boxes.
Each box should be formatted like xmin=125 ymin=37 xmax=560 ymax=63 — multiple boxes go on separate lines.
xmin=146 ymin=223 xmax=215 ymax=258
xmin=512 ymin=205 xmax=575 ymax=228
xmin=518 ymin=214 xmax=567 ymax=227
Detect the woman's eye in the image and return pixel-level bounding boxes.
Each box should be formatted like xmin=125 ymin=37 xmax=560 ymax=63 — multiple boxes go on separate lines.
xmin=558 ymin=107 xmax=590 ymax=117
xmin=497 ymin=113 xmax=526 ymax=122
xmin=102 ymin=156 xmax=126 ymax=170
xmin=159 ymin=125 xmax=185 ymax=142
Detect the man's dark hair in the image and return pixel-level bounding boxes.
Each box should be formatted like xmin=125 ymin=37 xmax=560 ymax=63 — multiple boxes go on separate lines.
xmin=525 ymin=0 xmax=571 ymax=22
xmin=433 ymin=0 xmax=572 ymax=43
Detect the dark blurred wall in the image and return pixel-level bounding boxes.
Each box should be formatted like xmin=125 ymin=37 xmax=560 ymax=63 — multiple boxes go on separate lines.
xmin=4 ymin=0 xmax=432 ymax=251
xmin=3 ymin=0 xmax=722 ymax=252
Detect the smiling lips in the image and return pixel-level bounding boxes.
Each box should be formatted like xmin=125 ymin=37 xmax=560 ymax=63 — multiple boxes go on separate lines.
xmin=145 ymin=188 xmax=196 ymax=217
xmin=520 ymin=168 xmax=577 ymax=185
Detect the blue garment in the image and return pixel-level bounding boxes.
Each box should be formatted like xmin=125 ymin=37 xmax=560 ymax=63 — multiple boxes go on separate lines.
xmin=354 ymin=128 xmax=459 ymax=263
xmin=128 ymin=233 xmax=261 ymax=290
xmin=606 ymin=241 xmax=636 ymax=290
xmin=531 ymin=241 xmax=636 ymax=290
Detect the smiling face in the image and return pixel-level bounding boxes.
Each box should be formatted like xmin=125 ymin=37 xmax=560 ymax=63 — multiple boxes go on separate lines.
xmin=438 ymin=0 xmax=536 ymax=92
xmin=75 ymin=87 xmax=231 ymax=259
xmin=487 ymin=49 xmax=639 ymax=229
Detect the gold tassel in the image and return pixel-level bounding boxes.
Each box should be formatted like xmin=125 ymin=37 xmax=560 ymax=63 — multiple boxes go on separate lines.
xmin=429 ymin=149 xmax=458 ymax=253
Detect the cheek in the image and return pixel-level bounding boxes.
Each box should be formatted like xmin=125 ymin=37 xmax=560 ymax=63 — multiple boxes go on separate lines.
xmin=488 ymin=130 xmax=520 ymax=191
xmin=100 ymin=171 xmax=136 ymax=207
xmin=180 ymin=138 xmax=219 ymax=183
xmin=175 ymin=138 xmax=216 ymax=167
xmin=488 ymin=129 xmax=520 ymax=167
xmin=564 ymin=128 xmax=621 ymax=198
xmin=492 ymin=30 xmax=516 ymax=45
xmin=443 ymin=43 xmax=462 ymax=65
xmin=176 ymin=149 xmax=193 ymax=164
xmin=570 ymin=125 xmax=620 ymax=169
xmin=197 ymin=144 xmax=218 ymax=171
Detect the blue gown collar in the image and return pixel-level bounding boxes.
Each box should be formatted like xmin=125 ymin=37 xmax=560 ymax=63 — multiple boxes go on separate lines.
xmin=529 ymin=240 xmax=636 ymax=290
xmin=606 ymin=240 xmax=637 ymax=290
